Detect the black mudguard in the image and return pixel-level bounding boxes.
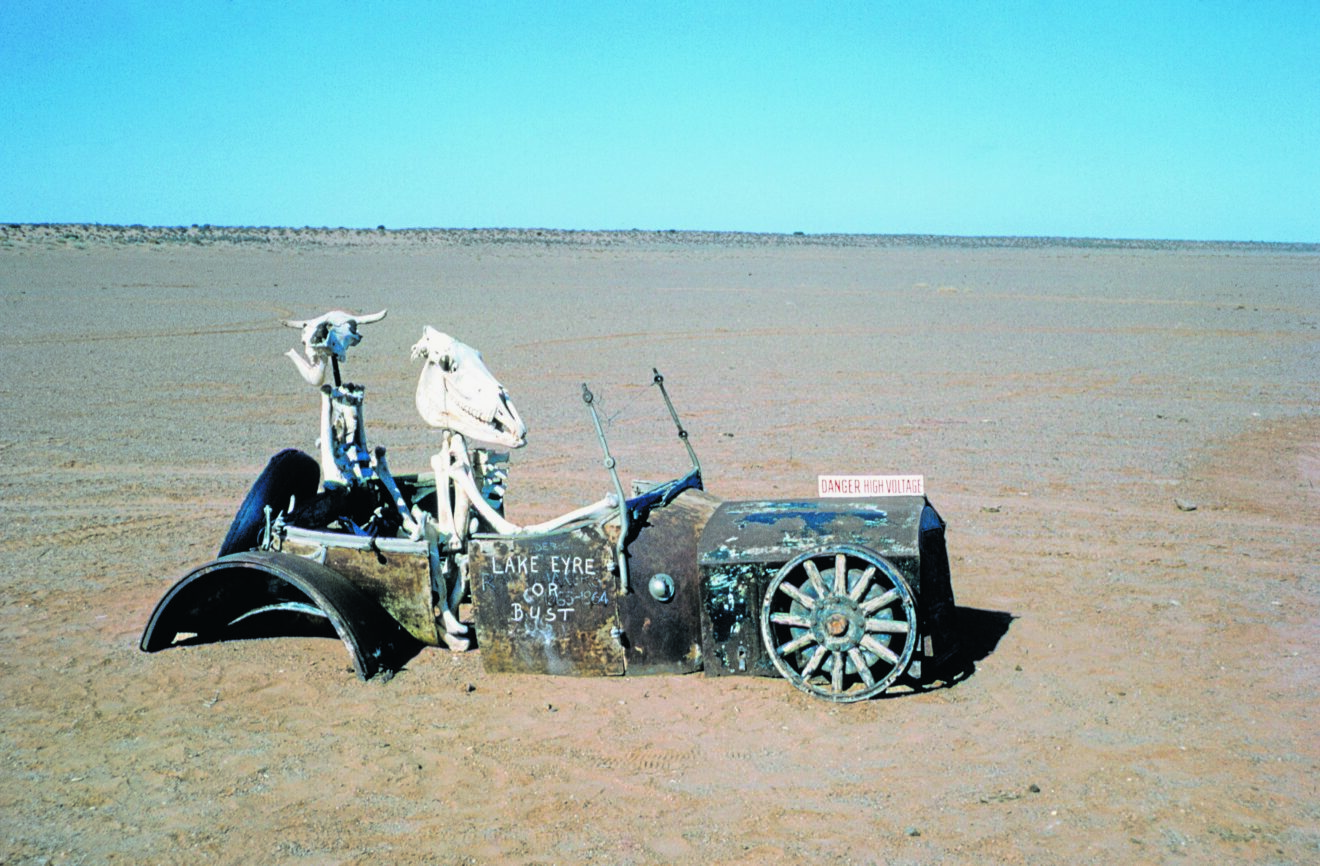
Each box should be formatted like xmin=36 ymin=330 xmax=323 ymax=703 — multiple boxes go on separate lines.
xmin=218 ymin=449 xmax=321 ymax=556
xmin=140 ymin=550 xmax=421 ymax=680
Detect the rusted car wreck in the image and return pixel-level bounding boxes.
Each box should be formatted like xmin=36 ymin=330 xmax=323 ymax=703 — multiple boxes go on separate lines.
xmin=142 ymin=311 xmax=958 ymax=702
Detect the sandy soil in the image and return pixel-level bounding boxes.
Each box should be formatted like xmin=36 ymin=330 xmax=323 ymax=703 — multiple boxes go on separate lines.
xmin=1 ymin=225 xmax=1317 ymax=864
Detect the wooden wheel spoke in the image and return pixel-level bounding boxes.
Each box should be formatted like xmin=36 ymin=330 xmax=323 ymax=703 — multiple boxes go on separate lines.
xmin=860 ymin=587 xmax=900 ymax=615
xmin=778 ymin=580 xmax=816 ymax=610
xmin=800 ymin=645 xmax=828 ymax=678
xmin=860 ymin=635 xmax=900 ymax=666
xmin=831 ymin=651 xmax=845 ymax=693
xmin=848 ymin=648 xmax=875 ymax=688
xmin=866 ymin=618 xmax=911 ymax=635
xmin=833 ymin=553 xmax=848 ymax=594
xmin=771 ymin=612 xmax=813 ymax=629
xmin=848 ymin=566 xmax=876 ymax=602
xmin=777 ymin=630 xmax=817 ymax=657
xmin=803 ymin=560 xmax=827 ymax=597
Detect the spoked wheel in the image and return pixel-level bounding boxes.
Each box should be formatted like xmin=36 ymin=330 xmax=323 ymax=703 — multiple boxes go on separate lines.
xmin=760 ymin=545 xmax=917 ymax=702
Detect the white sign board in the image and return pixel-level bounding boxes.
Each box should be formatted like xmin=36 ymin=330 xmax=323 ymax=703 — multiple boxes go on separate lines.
xmin=818 ymin=474 xmax=925 ymax=498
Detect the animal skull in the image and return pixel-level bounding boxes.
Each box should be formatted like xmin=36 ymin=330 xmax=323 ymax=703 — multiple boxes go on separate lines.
xmin=284 ymin=309 xmax=387 ymax=386
xmin=411 ymin=327 xmax=527 ymax=450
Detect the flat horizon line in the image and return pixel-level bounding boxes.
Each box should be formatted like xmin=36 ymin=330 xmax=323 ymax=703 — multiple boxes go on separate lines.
xmin=3 ymin=222 xmax=1316 ymax=251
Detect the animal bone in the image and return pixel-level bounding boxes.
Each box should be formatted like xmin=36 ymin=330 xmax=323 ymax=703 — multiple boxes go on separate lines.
xmin=282 ymin=309 xmax=420 ymax=537
xmin=412 ymin=327 xmax=526 ymax=450
xmin=430 ymin=433 xmax=520 ymax=540
xmin=284 ymin=309 xmax=387 ymax=386
xmin=322 ymin=383 xmax=370 ymax=486
xmin=283 ymin=309 xmax=387 ymax=483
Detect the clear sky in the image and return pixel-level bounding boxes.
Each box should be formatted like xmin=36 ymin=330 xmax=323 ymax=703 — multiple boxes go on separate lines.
xmin=2 ymin=1 xmax=1317 ymax=241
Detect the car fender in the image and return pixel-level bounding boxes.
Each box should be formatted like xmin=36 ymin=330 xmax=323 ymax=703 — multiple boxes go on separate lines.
xmin=139 ymin=550 xmax=421 ymax=680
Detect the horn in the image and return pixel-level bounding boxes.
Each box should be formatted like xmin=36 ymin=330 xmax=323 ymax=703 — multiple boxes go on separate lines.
xmin=357 ymin=309 xmax=388 ymax=324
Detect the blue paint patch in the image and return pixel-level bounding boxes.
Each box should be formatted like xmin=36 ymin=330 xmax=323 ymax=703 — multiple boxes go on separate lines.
xmin=736 ymin=502 xmax=890 ymax=534
xmin=742 ymin=509 xmax=836 ymax=532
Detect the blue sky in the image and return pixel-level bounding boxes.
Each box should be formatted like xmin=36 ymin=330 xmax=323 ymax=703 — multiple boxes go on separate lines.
xmin=2 ymin=1 xmax=1317 ymax=241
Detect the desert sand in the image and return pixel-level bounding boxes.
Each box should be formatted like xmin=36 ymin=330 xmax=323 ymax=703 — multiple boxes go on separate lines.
xmin=1 ymin=224 xmax=1317 ymax=864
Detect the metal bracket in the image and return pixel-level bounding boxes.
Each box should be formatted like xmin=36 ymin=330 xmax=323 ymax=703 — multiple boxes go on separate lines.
xmin=582 ymin=382 xmax=631 ymax=595
xmin=652 ymin=368 xmax=701 ymax=475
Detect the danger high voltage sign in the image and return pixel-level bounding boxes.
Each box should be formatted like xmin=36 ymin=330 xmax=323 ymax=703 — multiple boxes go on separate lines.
xmin=817 ymin=474 xmax=925 ymax=498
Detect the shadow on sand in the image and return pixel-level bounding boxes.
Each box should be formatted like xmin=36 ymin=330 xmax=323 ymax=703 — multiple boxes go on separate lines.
xmin=891 ymin=605 xmax=1016 ymax=696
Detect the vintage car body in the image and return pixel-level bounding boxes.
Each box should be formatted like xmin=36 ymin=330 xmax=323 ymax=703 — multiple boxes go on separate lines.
xmin=141 ymin=313 xmax=958 ymax=702
xmin=142 ymin=458 xmax=956 ymax=701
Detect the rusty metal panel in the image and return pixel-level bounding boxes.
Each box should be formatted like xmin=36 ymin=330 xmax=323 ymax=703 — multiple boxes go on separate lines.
xmin=699 ymin=560 xmax=777 ymax=677
xmin=280 ymin=533 xmax=440 ymax=646
xmin=470 ymin=524 xmax=625 ymax=676
xmin=617 ymin=488 xmax=721 ymax=676
xmin=697 ymin=497 xmax=931 ymax=679
xmin=698 ymin=497 xmax=928 ymax=568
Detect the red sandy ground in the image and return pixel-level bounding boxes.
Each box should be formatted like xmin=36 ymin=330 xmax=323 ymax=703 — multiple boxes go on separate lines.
xmin=1 ymin=226 xmax=1316 ymax=864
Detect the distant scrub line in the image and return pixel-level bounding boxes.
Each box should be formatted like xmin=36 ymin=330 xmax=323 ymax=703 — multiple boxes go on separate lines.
xmin=1 ymin=223 xmax=1314 ymax=253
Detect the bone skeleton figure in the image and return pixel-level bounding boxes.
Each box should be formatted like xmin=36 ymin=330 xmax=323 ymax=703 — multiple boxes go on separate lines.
xmin=283 ymin=309 xmax=388 ymax=488
xmin=283 ymin=314 xmax=616 ymax=651
xmin=407 ymin=327 xmax=622 ymax=649
xmin=282 ymin=310 xmax=418 ymax=535
xmin=411 ymin=326 xmax=525 ymax=542
xmin=411 ymin=327 xmax=618 ymax=549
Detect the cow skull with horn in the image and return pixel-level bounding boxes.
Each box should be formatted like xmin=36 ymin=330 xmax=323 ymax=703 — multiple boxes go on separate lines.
xmin=283 ymin=309 xmax=388 ymax=387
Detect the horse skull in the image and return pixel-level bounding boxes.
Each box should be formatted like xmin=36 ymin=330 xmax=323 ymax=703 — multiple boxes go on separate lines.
xmin=411 ymin=326 xmax=527 ymax=450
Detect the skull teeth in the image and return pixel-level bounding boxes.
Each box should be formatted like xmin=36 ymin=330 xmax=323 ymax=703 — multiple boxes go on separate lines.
xmin=453 ymin=392 xmax=496 ymax=425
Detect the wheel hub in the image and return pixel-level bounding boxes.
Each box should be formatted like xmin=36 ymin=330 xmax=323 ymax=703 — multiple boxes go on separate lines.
xmin=812 ymin=595 xmax=865 ymax=651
